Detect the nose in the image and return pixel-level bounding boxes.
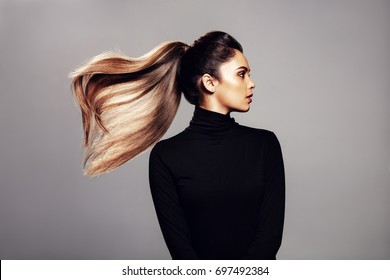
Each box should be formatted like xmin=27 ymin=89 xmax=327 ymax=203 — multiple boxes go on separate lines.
xmin=248 ymin=77 xmax=255 ymax=89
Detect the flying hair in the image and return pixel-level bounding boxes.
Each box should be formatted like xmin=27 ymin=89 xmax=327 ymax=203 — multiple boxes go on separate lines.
xmin=70 ymin=41 xmax=189 ymax=176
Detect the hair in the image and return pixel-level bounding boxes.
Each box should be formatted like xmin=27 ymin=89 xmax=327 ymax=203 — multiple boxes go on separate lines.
xmin=180 ymin=31 xmax=243 ymax=105
xmin=70 ymin=31 xmax=243 ymax=176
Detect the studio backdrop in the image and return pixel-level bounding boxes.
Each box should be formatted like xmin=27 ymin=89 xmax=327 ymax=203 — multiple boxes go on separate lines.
xmin=0 ymin=0 xmax=389 ymax=259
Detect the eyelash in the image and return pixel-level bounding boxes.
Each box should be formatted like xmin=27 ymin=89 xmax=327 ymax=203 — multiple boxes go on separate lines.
xmin=238 ymin=71 xmax=250 ymax=78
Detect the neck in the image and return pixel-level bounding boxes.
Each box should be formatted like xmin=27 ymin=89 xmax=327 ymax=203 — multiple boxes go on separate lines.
xmin=198 ymin=101 xmax=230 ymax=115
xmin=186 ymin=105 xmax=237 ymax=135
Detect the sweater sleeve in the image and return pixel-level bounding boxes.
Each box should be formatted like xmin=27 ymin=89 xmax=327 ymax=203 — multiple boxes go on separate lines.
xmin=243 ymin=132 xmax=285 ymax=260
xmin=149 ymin=143 xmax=199 ymax=260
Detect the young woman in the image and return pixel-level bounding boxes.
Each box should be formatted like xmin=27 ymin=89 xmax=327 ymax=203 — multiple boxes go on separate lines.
xmin=70 ymin=31 xmax=285 ymax=260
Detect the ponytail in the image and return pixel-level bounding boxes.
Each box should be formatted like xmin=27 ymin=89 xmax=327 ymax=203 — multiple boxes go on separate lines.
xmin=70 ymin=41 xmax=189 ymax=176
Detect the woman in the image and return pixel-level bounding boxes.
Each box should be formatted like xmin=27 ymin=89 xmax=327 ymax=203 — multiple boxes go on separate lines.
xmin=70 ymin=31 xmax=285 ymax=260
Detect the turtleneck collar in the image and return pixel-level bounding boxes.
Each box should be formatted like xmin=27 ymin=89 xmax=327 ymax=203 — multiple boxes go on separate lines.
xmin=186 ymin=106 xmax=238 ymax=135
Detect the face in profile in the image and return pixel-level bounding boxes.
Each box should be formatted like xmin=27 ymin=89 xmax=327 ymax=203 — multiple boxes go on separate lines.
xmin=210 ymin=50 xmax=255 ymax=114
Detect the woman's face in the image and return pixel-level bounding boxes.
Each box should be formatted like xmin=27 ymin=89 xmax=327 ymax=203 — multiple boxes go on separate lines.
xmin=212 ymin=50 xmax=255 ymax=114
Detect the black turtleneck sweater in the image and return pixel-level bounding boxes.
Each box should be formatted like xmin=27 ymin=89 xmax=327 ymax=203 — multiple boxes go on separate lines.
xmin=149 ymin=106 xmax=285 ymax=260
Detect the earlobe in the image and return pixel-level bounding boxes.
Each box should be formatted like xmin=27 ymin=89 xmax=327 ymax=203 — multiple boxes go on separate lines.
xmin=201 ymin=74 xmax=217 ymax=93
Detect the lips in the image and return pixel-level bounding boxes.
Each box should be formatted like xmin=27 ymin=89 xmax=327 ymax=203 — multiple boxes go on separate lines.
xmin=246 ymin=93 xmax=253 ymax=102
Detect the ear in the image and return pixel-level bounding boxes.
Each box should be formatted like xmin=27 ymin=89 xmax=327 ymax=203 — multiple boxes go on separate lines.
xmin=201 ymin=74 xmax=219 ymax=93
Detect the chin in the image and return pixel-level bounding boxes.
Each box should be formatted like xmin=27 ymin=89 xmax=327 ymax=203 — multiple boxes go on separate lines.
xmin=233 ymin=106 xmax=251 ymax=113
xmin=243 ymin=103 xmax=251 ymax=112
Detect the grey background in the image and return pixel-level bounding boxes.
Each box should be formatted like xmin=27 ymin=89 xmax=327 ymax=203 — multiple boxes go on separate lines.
xmin=0 ymin=0 xmax=389 ymax=259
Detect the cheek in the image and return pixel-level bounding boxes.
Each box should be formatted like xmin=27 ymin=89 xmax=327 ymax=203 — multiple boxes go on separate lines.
xmin=222 ymin=78 xmax=242 ymax=94
xmin=223 ymin=76 xmax=240 ymax=87
xmin=216 ymin=77 xmax=246 ymax=106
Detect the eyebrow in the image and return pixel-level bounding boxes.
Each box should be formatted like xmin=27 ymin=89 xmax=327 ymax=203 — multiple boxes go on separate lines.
xmin=236 ymin=66 xmax=251 ymax=72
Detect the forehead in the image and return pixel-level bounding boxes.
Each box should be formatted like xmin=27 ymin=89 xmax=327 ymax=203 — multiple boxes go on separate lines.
xmin=219 ymin=50 xmax=249 ymax=72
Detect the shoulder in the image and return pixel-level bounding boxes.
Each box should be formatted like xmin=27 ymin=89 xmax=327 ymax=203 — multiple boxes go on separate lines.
xmin=150 ymin=130 xmax=189 ymax=157
xmin=234 ymin=124 xmax=283 ymax=157
xmin=149 ymin=130 xmax=196 ymax=171
xmin=235 ymin=124 xmax=279 ymax=141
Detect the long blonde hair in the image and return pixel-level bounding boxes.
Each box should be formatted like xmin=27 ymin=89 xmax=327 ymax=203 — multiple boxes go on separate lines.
xmin=70 ymin=41 xmax=189 ymax=176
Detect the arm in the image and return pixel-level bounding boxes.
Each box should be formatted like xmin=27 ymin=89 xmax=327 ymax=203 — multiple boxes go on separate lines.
xmin=243 ymin=132 xmax=285 ymax=260
xmin=149 ymin=144 xmax=199 ymax=260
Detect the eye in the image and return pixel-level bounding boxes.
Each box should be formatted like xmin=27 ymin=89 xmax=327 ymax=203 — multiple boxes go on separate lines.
xmin=238 ymin=71 xmax=245 ymax=78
